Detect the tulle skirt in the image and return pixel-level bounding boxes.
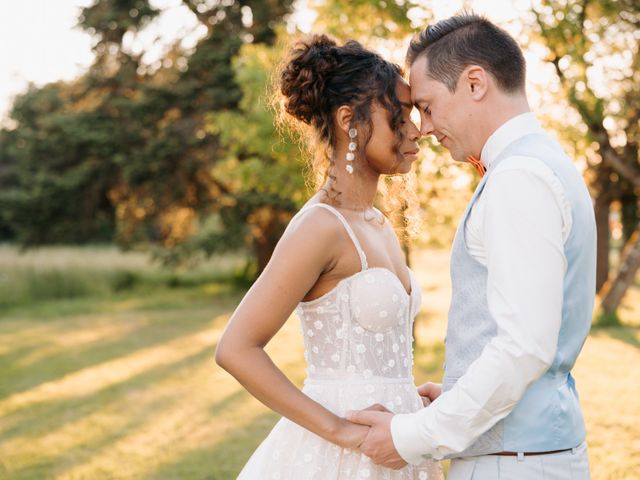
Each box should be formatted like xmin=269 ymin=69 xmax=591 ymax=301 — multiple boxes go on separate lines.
xmin=237 ymin=377 xmax=442 ymax=479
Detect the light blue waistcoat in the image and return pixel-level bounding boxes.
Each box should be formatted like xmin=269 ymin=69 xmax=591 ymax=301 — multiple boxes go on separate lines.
xmin=444 ymin=133 xmax=597 ymax=457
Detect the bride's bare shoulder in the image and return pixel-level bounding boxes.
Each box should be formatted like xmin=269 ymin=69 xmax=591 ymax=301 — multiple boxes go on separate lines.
xmin=266 ymin=204 xmax=347 ymax=273
xmin=285 ymin=204 xmax=346 ymax=243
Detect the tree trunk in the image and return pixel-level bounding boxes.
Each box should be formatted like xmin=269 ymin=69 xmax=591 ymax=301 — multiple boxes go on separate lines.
xmin=593 ymin=145 xmax=640 ymax=317
xmin=250 ymin=206 xmax=292 ymax=276
xmin=621 ymin=188 xmax=638 ymax=245
xmin=594 ymin=165 xmax=611 ymax=292
xmin=255 ymin=235 xmax=274 ymax=278
xmin=599 ymin=225 xmax=640 ymax=317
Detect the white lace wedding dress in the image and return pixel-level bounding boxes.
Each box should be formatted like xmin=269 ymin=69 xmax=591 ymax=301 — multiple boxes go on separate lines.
xmin=237 ymin=204 xmax=442 ymax=479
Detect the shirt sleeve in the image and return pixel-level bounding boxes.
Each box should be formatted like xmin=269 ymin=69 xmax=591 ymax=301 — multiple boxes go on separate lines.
xmin=391 ymin=163 xmax=567 ymax=462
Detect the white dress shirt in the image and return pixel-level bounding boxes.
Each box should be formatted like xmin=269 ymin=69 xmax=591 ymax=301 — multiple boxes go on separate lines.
xmin=391 ymin=112 xmax=573 ymax=462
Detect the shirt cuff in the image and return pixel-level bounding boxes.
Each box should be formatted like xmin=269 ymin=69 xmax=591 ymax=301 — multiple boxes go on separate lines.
xmin=390 ymin=412 xmax=433 ymax=465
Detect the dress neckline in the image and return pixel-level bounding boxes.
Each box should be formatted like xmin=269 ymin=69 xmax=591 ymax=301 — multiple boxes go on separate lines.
xmin=295 ymin=203 xmax=414 ymax=305
xmin=299 ymin=266 xmax=415 ymax=306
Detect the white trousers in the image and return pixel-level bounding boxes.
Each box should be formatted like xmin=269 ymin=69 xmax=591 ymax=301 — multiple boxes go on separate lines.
xmin=448 ymin=442 xmax=590 ymax=480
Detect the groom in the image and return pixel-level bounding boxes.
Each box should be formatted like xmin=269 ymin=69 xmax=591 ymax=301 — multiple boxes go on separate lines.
xmin=348 ymin=14 xmax=596 ymax=479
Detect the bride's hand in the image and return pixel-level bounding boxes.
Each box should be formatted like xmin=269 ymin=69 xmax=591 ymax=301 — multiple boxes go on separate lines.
xmin=333 ymin=403 xmax=391 ymax=449
xmin=333 ymin=418 xmax=370 ymax=449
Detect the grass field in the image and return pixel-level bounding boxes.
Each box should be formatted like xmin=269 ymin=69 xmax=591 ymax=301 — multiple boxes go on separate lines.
xmin=0 ymin=246 xmax=638 ymax=479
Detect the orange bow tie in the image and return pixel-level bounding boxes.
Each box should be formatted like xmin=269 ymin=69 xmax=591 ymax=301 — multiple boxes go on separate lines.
xmin=467 ymin=155 xmax=486 ymax=177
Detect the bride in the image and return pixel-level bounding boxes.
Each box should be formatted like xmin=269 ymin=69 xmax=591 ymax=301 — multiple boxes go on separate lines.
xmin=215 ymin=34 xmax=442 ymax=479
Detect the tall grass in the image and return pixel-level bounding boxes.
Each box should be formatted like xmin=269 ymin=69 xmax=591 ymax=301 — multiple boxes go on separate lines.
xmin=0 ymin=244 xmax=247 ymax=309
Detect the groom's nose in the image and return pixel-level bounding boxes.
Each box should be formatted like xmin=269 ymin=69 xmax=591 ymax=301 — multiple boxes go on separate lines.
xmin=419 ymin=115 xmax=435 ymax=138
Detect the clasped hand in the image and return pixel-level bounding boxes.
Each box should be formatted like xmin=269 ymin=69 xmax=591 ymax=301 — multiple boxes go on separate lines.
xmin=342 ymin=381 xmax=441 ymax=470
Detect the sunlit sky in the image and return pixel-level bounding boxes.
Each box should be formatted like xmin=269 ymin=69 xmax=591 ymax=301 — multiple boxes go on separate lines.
xmin=0 ymin=0 xmax=548 ymax=125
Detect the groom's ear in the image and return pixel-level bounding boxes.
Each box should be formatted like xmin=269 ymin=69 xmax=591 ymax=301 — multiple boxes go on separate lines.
xmin=335 ymin=105 xmax=354 ymax=135
xmin=463 ymin=65 xmax=488 ymax=101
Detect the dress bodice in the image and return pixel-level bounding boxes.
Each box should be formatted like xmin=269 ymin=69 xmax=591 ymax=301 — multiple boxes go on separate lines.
xmin=293 ymin=204 xmax=422 ymax=382
xmin=237 ymin=203 xmax=442 ymax=479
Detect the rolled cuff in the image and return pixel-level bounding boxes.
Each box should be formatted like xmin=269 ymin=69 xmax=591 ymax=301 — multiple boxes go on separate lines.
xmin=390 ymin=412 xmax=437 ymax=465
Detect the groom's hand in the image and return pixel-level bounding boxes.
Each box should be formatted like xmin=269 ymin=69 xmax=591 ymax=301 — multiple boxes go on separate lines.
xmin=417 ymin=382 xmax=442 ymax=404
xmin=362 ymin=403 xmax=392 ymax=413
xmin=346 ymin=410 xmax=407 ymax=470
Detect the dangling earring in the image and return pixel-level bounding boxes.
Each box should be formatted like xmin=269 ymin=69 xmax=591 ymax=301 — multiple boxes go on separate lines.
xmin=346 ymin=128 xmax=357 ymax=174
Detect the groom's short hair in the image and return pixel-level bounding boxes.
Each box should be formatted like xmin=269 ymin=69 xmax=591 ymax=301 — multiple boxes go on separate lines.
xmin=407 ymin=14 xmax=525 ymax=93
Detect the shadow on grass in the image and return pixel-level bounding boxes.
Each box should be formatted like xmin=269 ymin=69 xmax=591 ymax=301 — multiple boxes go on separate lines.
xmin=595 ymin=325 xmax=640 ymax=350
xmin=1 ymin=342 xmax=215 ymax=445
xmin=0 ymin=280 xmax=242 ymax=320
xmin=4 ymin=390 xmax=184 ymax=480
xmin=210 ymin=389 xmax=251 ymax=417
xmin=0 ymin=291 xmax=239 ymax=401
xmin=143 ymin=410 xmax=280 ymax=480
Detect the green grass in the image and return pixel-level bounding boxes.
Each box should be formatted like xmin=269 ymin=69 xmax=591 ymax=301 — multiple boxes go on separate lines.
xmin=0 ymin=247 xmax=638 ymax=479
xmin=0 ymin=244 xmax=247 ymax=309
xmin=0 ymin=284 xmax=248 ymax=479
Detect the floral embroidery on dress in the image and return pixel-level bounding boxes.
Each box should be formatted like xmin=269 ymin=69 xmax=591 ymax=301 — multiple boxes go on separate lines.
xmin=237 ymin=204 xmax=442 ymax=480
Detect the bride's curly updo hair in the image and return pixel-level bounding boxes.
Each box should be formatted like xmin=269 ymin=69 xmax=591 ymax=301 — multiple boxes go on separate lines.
xmin=276 ymin=34 xmax=419 ymax=237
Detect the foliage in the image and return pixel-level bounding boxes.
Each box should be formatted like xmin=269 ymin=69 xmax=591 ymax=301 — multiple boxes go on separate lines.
xmin=0 ymin=84 xmax=119 ymax=244
xmin=3 ymin=0 xmax=636 ymax=291
xmin=0 ymin=0 xmax=459 ymax=274
xmin=0 ymin=0 xmax=298 ymax=271
xmin=530 ymin=0 xmax=640 ymax=317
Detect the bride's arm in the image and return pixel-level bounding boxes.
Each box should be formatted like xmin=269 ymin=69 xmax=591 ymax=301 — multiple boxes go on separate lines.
xmin=215 ymin=208 xmax=368 ymax=448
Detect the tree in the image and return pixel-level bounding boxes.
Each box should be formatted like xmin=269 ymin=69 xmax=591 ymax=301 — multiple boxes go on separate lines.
xmin=0 ymin=0 xmax=297 ymax=271
xmin=0 ymin=0 xmax=471 ymax=279
xmin=101 ymin=0 xmax=296 ymax=273
xmin=532 ymin=0 xmax=640 ymax=322
xmin=0 ymin=79 xmax=121 ymax=245
xmin=0 ymin=0 xmax=160 ymax=245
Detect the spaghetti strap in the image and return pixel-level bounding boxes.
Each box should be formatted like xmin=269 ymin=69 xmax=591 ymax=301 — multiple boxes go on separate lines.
xmin=297 ymin=203 xmax=368 ymax=271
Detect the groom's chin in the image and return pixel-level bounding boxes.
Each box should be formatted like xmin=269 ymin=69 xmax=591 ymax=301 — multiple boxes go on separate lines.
xmin=448 ymin=152 xmax=467 ymax=163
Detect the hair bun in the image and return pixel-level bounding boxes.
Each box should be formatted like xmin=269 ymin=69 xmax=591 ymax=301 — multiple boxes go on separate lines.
xmin=280 ymin=34 xmax=340 ymax=126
